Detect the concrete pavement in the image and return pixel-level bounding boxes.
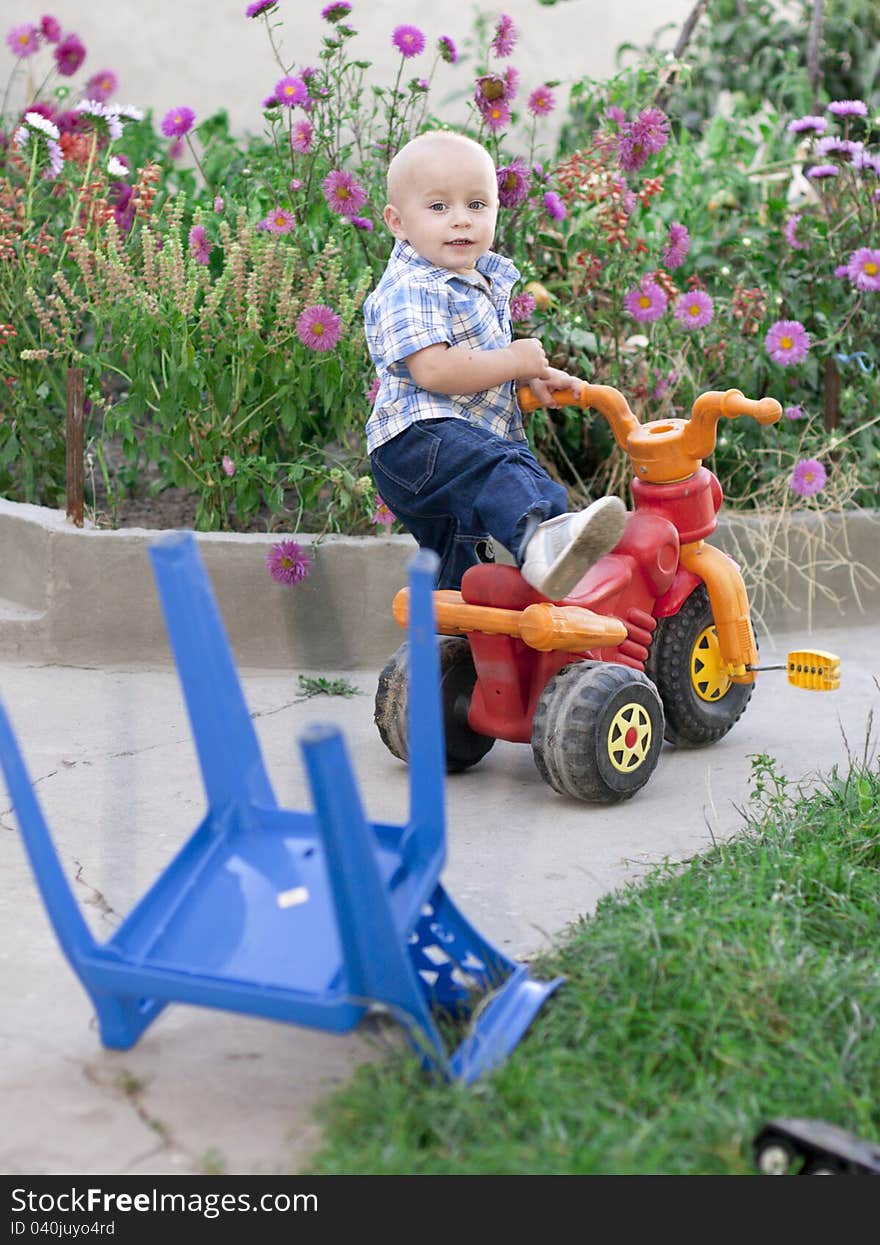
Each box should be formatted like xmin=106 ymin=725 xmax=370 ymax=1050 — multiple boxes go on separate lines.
xmin=1 ymin=617 xmax=878 ymax=1175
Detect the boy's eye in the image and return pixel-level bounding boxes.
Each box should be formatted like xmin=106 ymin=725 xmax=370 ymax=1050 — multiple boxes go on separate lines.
xmin=429 ymin=202 xmax=446 ymax=212
xmin=469 ymin=201 xmax=486 ymax=211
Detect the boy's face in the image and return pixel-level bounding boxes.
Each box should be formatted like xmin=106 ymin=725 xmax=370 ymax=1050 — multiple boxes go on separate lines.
xmin=383 ymin=142 xmax=499 ymax=273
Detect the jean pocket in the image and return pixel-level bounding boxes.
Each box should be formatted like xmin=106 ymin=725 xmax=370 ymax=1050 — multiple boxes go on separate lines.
xmin=372 ymin=422 xmax=441 ymax=495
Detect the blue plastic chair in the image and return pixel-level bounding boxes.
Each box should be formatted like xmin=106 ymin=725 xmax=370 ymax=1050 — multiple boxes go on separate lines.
xmin=0 ymin=533 xmax=561 ymax=1083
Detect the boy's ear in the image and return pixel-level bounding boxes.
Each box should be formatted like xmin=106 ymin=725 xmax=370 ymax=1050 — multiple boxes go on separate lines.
xmin=383 ymin=203 xmax=406 ymax=239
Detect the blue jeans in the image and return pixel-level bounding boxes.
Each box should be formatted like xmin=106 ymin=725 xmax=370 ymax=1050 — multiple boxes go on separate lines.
xmin=370 ymin=418 xmax=569 ymax=590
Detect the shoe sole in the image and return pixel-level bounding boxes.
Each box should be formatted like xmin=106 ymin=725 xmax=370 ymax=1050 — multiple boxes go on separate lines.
xmin=538 ymin=498 xmax=626 ymax=600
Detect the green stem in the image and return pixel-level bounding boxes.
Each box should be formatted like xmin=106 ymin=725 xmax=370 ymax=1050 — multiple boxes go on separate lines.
xmin=185 ymin=133 xmax=211 ymax=191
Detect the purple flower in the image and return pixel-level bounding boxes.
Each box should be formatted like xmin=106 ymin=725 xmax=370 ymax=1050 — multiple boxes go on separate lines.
xmin=618 ymin=106 xmax=669 ymax=172
xmin=245 ymin=0 xmax=277 ymax=16
xmin=543 ymin=190 xmax=566 ymax=221
xmin=816 ymin=136 xmax=863 ymax=160
xmin=85 ymin=70 xmax=118 ymax=103
xmin=662 ymin=222 xmax=689 ymax=269
xmin=296 ymin=304 xmax=342 ymax=351
xmin=161 ymin=106 xmax=196 ymax=138
xmin=45 ymin=138 xmax=63 ymax=179
xmin=257 ymin=208 xmax=296 ymax=234
xmin=321 ymin=2 xmax=351 ymax=21
xmin=265 ymin=540 xmax=312 ymax=585
xmin=321 ymin=168 xmax=367 ymax=217
xmin=497 ymin=159 xmax=531 ymax=208
xmin=652 ymin=369 xmax=677 ymax=400
xmin=392 ymin=25 xmax=425 ymax=58
xmin=289 ymin=178 xmax=302 ymax=191
xmin=834 ymin=264 xmax=850 ymax=278
xmin=40 ymin=16 xmax=61 ymax=43
xmin=527 ymin=85 xmax=556 ymax=117
xmin=188 ymin=224 xmax=213 ymax=264
xmin=806 ymin=164 xmax=839 ymax=179
xmin=673 ymin=290 xmax=714 ymax=330
xmin=54 ymin=33 xmax=86 ymax=76
xmin=845 ymin=247 xmax=880 ymax=291
xmin=765 ymin=319 xmax=810 ymax=366
xmin=790 ymin=458 xmax=826 ymax=497
xmin=350 ymin=216 xmax=373 ymax=231
xmin=482 ymin=100 xmax=511 ymax=133
xmin=476 ymin=72 xmax=509 ymax=105
xmin=784 ymin=405 xmax=805 ymax=420
xmin=504 ymin=65 xmax=520 ymax=101
xmin=366 ymin=376 xmax=380 ymax=404
xmin=787 ymin=115 xmax=827 ymax=134
xmin=372 ymin=498 xmax=395 ymax=527
xmin=214 ymin=195 xmax=224 ymax=212
xmin=290 ymin=118 xmax=312 ymax=153
xmin=6 ymin=24 xmax=41 ymax=58
xmin=491 ymin=14 xmax=517 ymax=57
xmin=828 ymin=99 xmax=867 ymax=118
xmin=510 ymin=292 xmax=536 ymax=322
xmin=222 ymin=455 xmax=235 ymax=477
xmin=784 ymin=214 xmax=807 ymax=250
xmin=625 ymin=279 xmax=667 ymax=323
xmin=605 ymin=104 xmax=626 ymax=125
xmin=437 ymin=35 xmax=457 ymax=64
xmin=275 ymin=76 xmax=308 ymax=107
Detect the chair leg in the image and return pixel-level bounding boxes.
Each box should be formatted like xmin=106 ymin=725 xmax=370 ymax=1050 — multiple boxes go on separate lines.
xmin=90 ymin=990 xmax=167 ymax=1050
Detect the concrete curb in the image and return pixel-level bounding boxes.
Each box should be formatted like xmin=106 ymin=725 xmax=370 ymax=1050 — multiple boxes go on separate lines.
xmin=1 ymin=498 xmax=878 ymax=668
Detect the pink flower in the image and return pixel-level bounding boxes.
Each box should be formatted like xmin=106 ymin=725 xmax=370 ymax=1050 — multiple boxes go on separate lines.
xmin=845 ymin=247 xmax=880 ymax=291
xmin=618 ymin=107 xmax=669 ymax=172
xmin=482 ymin=100 xmax=511 ymax=133
xmin=265 ymin=540 xmax=312 ymax=585
xmin=673 ymin=290 xmax=714 ymax=330
xmin=214 ymin=195 xmax=224 ymax=212
xmin=509 ymin=293 xmax=536 ymax=323
xmin=437 ymin=35 xmax=458 ymax=64
xmin=246 ymin=1 xmax=277 ymax=17
xmin=275 ymin=76 xmax=308 ymax=108
xmin=662 ymin=222 xmax=689 ymax=269
xmin=790 ymin=458 xmax=826 ymax=497
xmin=221 ymin=455 xmax=235 ymax=477
xmin=527 ymin=85 xmax=556 ymax=117
xmin=392 ymin=25 xmax=425 ymax=58
xmin=543 ymin=190 xmax=566 ymax=221
xmin=321 ymin=2 xmax=351 ymax=21
xmin=605 ymin=104 xmax=627 ymax=125
xmin=40 ymin=16 xmax=62 ymax=43
xmin=784 ymin=405 xmax=805 ymax=420
xmin=350 ymin=216 xmax=373 ymax=231
xmin=372 ymin=498 xmax=395 ymax=527
xmin=491 ymin=14 xmax=517 ymax=57
xmin=6 ymin=24 xmax=41 ymax=58
xmin=788 ymin=115 xmax=827 ymax=134
xmin=296 ymin=304 xmax=342 ymax=351
xmin=85 ymin=70 xmax=117 ymax=103
xmin=496 ymin=159 xmax=531 ymax=208
xmin=784 ymin=214 xmax=807 ymax=250
xmin=366 ymin=376 xmax=380 ymax=403
xmin=188 ymin=224 xmax=212 ymax=264
xmin=257 ymin=208 xmax=296 ymax=234
xmin=652 ymin=369 xmax=677 ymax=400
xmin=765 ymin=319 xmax=810 ymax=366
xmin=828 ymin=99 xmax=867 ymax=118
xmin=625 ymin=278 xmax=667 ymax=323
xmin=290 ymin=117 xmax=312 ymax=153
xmin=54 ymin=33 xmax=86 ymax=76
xmin=161 ymin=106 xmax=196 ymax=138
xmin=806 ymin=164 xmax=839 ymax=179
xmin=322 ymin=168 xmax=367 ymax=217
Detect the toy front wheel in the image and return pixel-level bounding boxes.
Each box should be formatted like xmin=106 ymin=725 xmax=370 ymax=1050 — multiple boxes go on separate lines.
xmin=645 ymin=584 xmax=754 ymax=748
xmin=531 ymin=661 xmax=665 ymax=803
xmin=374 ymin=638 xmax=495 ymax=773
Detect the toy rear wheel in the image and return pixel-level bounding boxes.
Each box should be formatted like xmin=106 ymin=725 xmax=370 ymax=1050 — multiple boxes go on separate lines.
xmin=374 ymin=638 xmax=495 ymax=773
xmin=531 ymin=661 xmax=664 ymax=803
xmin=645 ymin=584 xmax=754 ymax=748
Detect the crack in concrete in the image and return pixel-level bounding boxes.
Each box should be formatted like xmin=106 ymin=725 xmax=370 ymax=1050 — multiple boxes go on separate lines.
xmin=72 ymin=860 xmax=123 ymax=926
xmin=82 ymin=1062 xmax=189 ymax=1170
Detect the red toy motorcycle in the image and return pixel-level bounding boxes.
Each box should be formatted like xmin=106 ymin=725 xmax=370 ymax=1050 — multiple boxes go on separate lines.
xmin=376 ymin=383 xmax=840 ymax=803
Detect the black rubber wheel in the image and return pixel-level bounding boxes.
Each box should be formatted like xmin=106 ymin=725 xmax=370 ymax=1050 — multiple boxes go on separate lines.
xmin=644 ymin=583 xmax=754 ymax=748
xmin=531 ymin=661 xmax=665 ymax=803
xmin=755 ymin=1136 xmax=798 ymax=1176
xmin=374 ymin=637 xmax=495 ymax=773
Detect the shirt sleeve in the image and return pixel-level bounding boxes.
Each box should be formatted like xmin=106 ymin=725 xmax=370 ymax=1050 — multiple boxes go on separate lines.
xmin=373 ymin=279 xmax=451 ymax=372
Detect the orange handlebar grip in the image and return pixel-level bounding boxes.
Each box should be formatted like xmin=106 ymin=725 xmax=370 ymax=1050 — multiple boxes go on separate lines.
xmin=517 ymin=385 xmax=581 ymax=415
xmin=519 ymin=603 xmax=627 ymax=652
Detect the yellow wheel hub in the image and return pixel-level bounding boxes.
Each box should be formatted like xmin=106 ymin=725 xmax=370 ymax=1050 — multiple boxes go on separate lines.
xmin=608 ymin=702 xmax=653 ymax=773
xmin=691 ymin=625 xmax=731 ymax=702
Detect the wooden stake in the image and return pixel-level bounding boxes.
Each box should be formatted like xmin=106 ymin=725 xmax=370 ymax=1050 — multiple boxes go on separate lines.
xmin=66 ymin=365 xmax=84 ymax=528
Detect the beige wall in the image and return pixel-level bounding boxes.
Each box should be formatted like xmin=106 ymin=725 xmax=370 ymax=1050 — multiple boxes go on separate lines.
xmin=7 ymin=0 xmax=695 ymax=151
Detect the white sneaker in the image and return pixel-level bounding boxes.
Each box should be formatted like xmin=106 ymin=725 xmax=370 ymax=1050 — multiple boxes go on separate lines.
xmin=519 ymin=496 xmax=627 ymax=600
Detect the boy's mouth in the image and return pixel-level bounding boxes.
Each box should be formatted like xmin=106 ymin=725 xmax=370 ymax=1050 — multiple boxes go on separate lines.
xmin=446 ymin=239 xmax=474 ymax=247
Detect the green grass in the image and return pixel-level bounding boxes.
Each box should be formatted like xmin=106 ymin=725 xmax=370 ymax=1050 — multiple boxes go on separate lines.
xmin=306 ymin=753 xmax=880 ymax=1175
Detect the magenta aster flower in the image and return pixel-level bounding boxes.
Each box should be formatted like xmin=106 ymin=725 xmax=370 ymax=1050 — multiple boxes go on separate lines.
xmin=245 ymin=0 xmax=277 ymax=16
xmin=625 ymin=279 xmax=667 ymax=323
xmin=322 ymin=168 xmax=367 ymax=217
xmin=497 ymin=159 xmax=531 ymax=208
xmin=296 ymin=304 xmax=342 ymax=351
xmin=509 ymin=292 xmax=536 ymax=322
xmin=290 ymin=117 xmax=313 ymax=153
xmin=85 ymin=70 xmax=118 ymax=103
xmin=787 ymin=115 xmax=827 ymax=134
xmin=790 ymin=458 xmax=826 ymax=497
xmin=392 ymin=25 xmax=425 ymax=58
xmin=6 ymin=24 xmax=41 ymax=58
xmin=765 ymin=319 xmax=810 ymax=366
xmin=481 ymin=101 xmax=510 ymax=133
xmin=372 ymin=498 xmax=395 ymax=527
xmin=618 ymin=106 xmax=670 ymax=171
xmin=828 ymin=99 xmax=867 ymax=118
xmin=674 ymin=290 xmax=714 ymax=330
xmin=662 ymin=222 xmax=689 ymax=269
xmin=214 ymin=195 xmax=224 ymax=212
xmin=54 ymin=34 xmax=86 ymax=76
xmin=161 ymin=106 xmax=196 ymax=138
xmin=806 ymin=164 xmax=839 ymax=179
xmin=834 ymin=264 xmax=850 ymax=278
xmin=605 ymin=104 xmax=627 ymax=125
xmin=784 ymin=214 xmax=807 ymax=250
xmin=491 ymin=14 xmax=517 ymax=57
xmin=221 ymin=455 xmax=235 ymax=477
xmin=437 ymin=35 xmax=458 ymax=64
xmin=321 ymin=2 xmax=351 ymax=21
xmin=543 ymin=190 xmax=566 ymax=221
xmin=845 ymin=247 xmax=880 ymax=291
xmin=40 ymin=16 xmax=61 ymax=43
xmin=350 ymin=216 xmax=373 ymax=231
xmin=784 ymin=404 xmax=805 ymax=420
xmin=188 ymin=224 xmax=212 ymax=264
xmin=527 ymin=85 xmax=556 ymax=117
xmin=257 ymin=208 xmax=296 ymax=234
xmin=366 ymin=376 xmax=380 ymax=403
xmin=275 ymin=75 xmax=308 ymax=107
xmin=265 ymin=540 xmax=312 ymax=585
xmin=476 ymin=72 xmax=509 ymax=104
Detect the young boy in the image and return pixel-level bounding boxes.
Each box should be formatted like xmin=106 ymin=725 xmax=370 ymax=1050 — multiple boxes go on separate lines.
xmin=363 ymin=131 xmax=626 ymax=598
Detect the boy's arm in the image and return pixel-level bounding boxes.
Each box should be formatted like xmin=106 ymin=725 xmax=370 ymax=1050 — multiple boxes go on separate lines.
xmin=405 ymin=338 xmax=551 ymax=395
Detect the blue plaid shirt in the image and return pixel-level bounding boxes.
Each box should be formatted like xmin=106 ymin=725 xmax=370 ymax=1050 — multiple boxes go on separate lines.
xmin=364 ymin=240 xmax=524 ymax=454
